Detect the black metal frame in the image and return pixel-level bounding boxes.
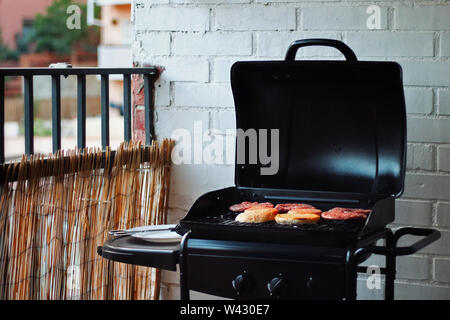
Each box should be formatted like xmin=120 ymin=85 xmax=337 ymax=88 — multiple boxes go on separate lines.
xmin=0 ymin=67 xmax=158 ymax=180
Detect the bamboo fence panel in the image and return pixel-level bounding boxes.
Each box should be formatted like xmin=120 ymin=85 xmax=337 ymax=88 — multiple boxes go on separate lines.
xmin=0 ymin=139 xmax=174 ymax=300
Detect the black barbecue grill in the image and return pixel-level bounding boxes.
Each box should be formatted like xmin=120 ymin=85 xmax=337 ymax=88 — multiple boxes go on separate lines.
xmin=98 ymin=39 xmax=440 ymax=300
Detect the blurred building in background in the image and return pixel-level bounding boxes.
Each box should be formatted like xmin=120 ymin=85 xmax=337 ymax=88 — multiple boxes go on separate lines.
xmin=0 ymin=0 xmax=53 ymax=51
xmin=96 ymin=0 xmax=132 ymax=112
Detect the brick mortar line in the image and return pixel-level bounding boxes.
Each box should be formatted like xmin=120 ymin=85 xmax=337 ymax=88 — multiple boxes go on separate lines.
xmin=435 ymin=31 xmax=441 ymax=58
xmin=391 ymin=278 xmax=450 ymax=288
xmin=407 ymin=142 xmax=450 ymax=147
xmin=407 ymin=114 xmax=450 ymax=119
xmin=431 ymin=201 xmax=438 ymax=230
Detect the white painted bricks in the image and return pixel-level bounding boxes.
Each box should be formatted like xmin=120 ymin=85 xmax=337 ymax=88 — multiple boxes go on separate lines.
xmin=174 ymin=83 xmax=234 ymax=107
xmin=441 ymin=34 xmax=450 ymax=56
xmin=134 ymin=7 xmax=209 ymax=31
xmin=345 ymin=32 xmax=434 ymax=57
xmin=257 ymin=31 xmax=341 ymax=57
xmin=215 ymin=7 xmax=296 ymax=31
xmin=406 ymin=144 xmax=435 ymax=171
xmin=133 ymin=1 xmax=450 ymax=299
xmin=400 ymin=61 xmax=450 ymax=87
xmin=404 ymin=88 xmax=433 ymax=115
xmin=438 ymin=90 xmax=450 ymax=115
xmin=302 ymin=6 xmax=388 ymax=30
xmin=438 ymin=146 xmax=450 ymax=172
xmin=173 ymin=32 xmax=252 ymax=56
xmin=395 ymin=6 xmax=450 ymax=30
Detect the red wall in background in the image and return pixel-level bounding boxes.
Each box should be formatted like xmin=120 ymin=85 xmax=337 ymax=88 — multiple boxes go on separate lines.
xmin=0 ymin=0 xmax=53 ymax=49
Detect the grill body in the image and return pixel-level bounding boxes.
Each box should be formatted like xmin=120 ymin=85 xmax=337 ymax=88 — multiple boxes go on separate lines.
xmin=185 ymin=239 xmax=347 ymax=300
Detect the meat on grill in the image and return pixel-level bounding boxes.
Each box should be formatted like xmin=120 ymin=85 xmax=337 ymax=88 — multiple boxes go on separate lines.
xmin=321 ymin=207 xmax=371 ymax=220
xmin=275 ymin=203 xmax=315 ymax=213
xmin=229 ymin=202 xmax=274 ymax=212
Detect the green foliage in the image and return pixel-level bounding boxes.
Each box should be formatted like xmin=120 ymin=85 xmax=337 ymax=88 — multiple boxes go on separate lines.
xmin=19 ymin=118 xmax=52 ymax=137
xmin=28 ymin=0 xmax=99 ymax=55
xmin=0 ymin=29 xmax=19 ymax=61
xmin=0 ymin=43 xmax=18 ymax=61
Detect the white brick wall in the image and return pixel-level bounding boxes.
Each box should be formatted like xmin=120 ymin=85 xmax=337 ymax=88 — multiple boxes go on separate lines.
xmin=302 ymin=6 xmax=388 ymax=30
xmin=172 ymin=32 xmax=252 ymax=56
xmin=395 ymin=6 xmax=450 ymax=30
xmin=407 ymin=144 xmax=435 ymax=171
xmin=215 ymin=7 xmax=296 ymax=31
xmin=133 ymin=0 xmax=450 ymax=300
xmin=441 ymin=34 xmax=450 ymax=56
xmin=438 ymin=90 xmax=450 ymax=115
xmin=404 ymin=88 xmax=433 ymax=115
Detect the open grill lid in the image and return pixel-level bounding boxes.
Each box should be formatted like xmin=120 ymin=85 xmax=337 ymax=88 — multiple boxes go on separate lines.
xmin=231 ymin=39 xmax=406 ymax=199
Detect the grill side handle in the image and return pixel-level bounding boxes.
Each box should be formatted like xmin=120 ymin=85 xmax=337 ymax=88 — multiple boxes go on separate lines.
xmin=285 ymin=39 xmax=358 ymax=62
xmin=392 ymin=227 xmax=441 ymax=256
xmin=355 ymin=227 xmax=441 ymax=258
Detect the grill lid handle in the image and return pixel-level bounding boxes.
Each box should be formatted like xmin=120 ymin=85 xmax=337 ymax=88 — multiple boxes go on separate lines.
xmin=285 ymin=39 xmax=358 ymax=62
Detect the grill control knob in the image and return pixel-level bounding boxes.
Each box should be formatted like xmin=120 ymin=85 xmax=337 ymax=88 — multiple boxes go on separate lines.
xmin=267 ymin=276 xmax=285 ymax=298
xmin=232 ymin=273 xmax=250 ymax=296
xmin=306 ymin=276 xmax=316 ymax=289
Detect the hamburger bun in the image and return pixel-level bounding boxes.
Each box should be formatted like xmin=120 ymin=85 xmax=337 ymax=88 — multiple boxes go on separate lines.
xmin=275 ymin=208 xmax=322 ymax=225
xmin=235 ymin=207 xmax=278 ymax=223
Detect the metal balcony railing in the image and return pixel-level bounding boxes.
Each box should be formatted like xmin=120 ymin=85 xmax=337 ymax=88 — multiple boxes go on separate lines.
xmin=0 ymin=67 xmax=158 ymax=180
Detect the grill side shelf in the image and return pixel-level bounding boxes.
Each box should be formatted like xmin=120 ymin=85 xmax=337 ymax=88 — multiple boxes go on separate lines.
xmin=98 ymin=236 xmax=180 ymax=271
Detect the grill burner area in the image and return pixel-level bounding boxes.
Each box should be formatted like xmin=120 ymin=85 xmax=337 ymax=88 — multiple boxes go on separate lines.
xmin=183 ymin=209 xmax=366 ymax=235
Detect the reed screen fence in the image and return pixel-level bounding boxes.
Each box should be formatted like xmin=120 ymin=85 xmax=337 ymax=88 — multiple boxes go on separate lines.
xmin=0 ymin=140 xmax=174 ymax=300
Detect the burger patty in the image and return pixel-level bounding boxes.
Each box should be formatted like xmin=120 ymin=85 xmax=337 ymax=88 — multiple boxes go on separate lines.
xmin=229 ymin=201 xmax=274 ymax=212
xmin=321 ymin=207 xmax=371 ymax=220
xmin=275 ymin=203 xmax=315 ymax=213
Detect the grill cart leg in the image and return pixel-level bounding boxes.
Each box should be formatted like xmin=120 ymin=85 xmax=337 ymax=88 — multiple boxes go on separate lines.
xmin=355 ymin=230 xmax=395 ymax=300
xmin=179 ymin=231 xmax=192 ymax=300
xmin=385 ymin=230 xmax=396 ymax=300
xmin=344 ymin=245 xmax=357 ymax=300
xmin=355 ymin=227 xmax=439 ymax=301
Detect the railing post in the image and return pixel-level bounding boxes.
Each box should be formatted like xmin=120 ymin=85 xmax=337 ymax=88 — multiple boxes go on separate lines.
xmin=123 ymin=74 xmax=131 ymax=142
xmin=51 ymin=75 xmax=62 ymax=153
xmin=0 ymin=75 xmax=4 ymax=164
xmin=101 ymin=74 xmax=110 ymax=150
xmin=24 ymin=75 xmax=34 ymax=155
xmin=143 ymin=74 xmax=155 ymax=146
xmin=77 ymin=75 xmax=86 ymax=150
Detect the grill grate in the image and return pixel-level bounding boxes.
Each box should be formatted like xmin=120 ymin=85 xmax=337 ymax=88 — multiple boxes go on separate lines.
xmin=184 ymin=209 xmax=366 ymax=235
